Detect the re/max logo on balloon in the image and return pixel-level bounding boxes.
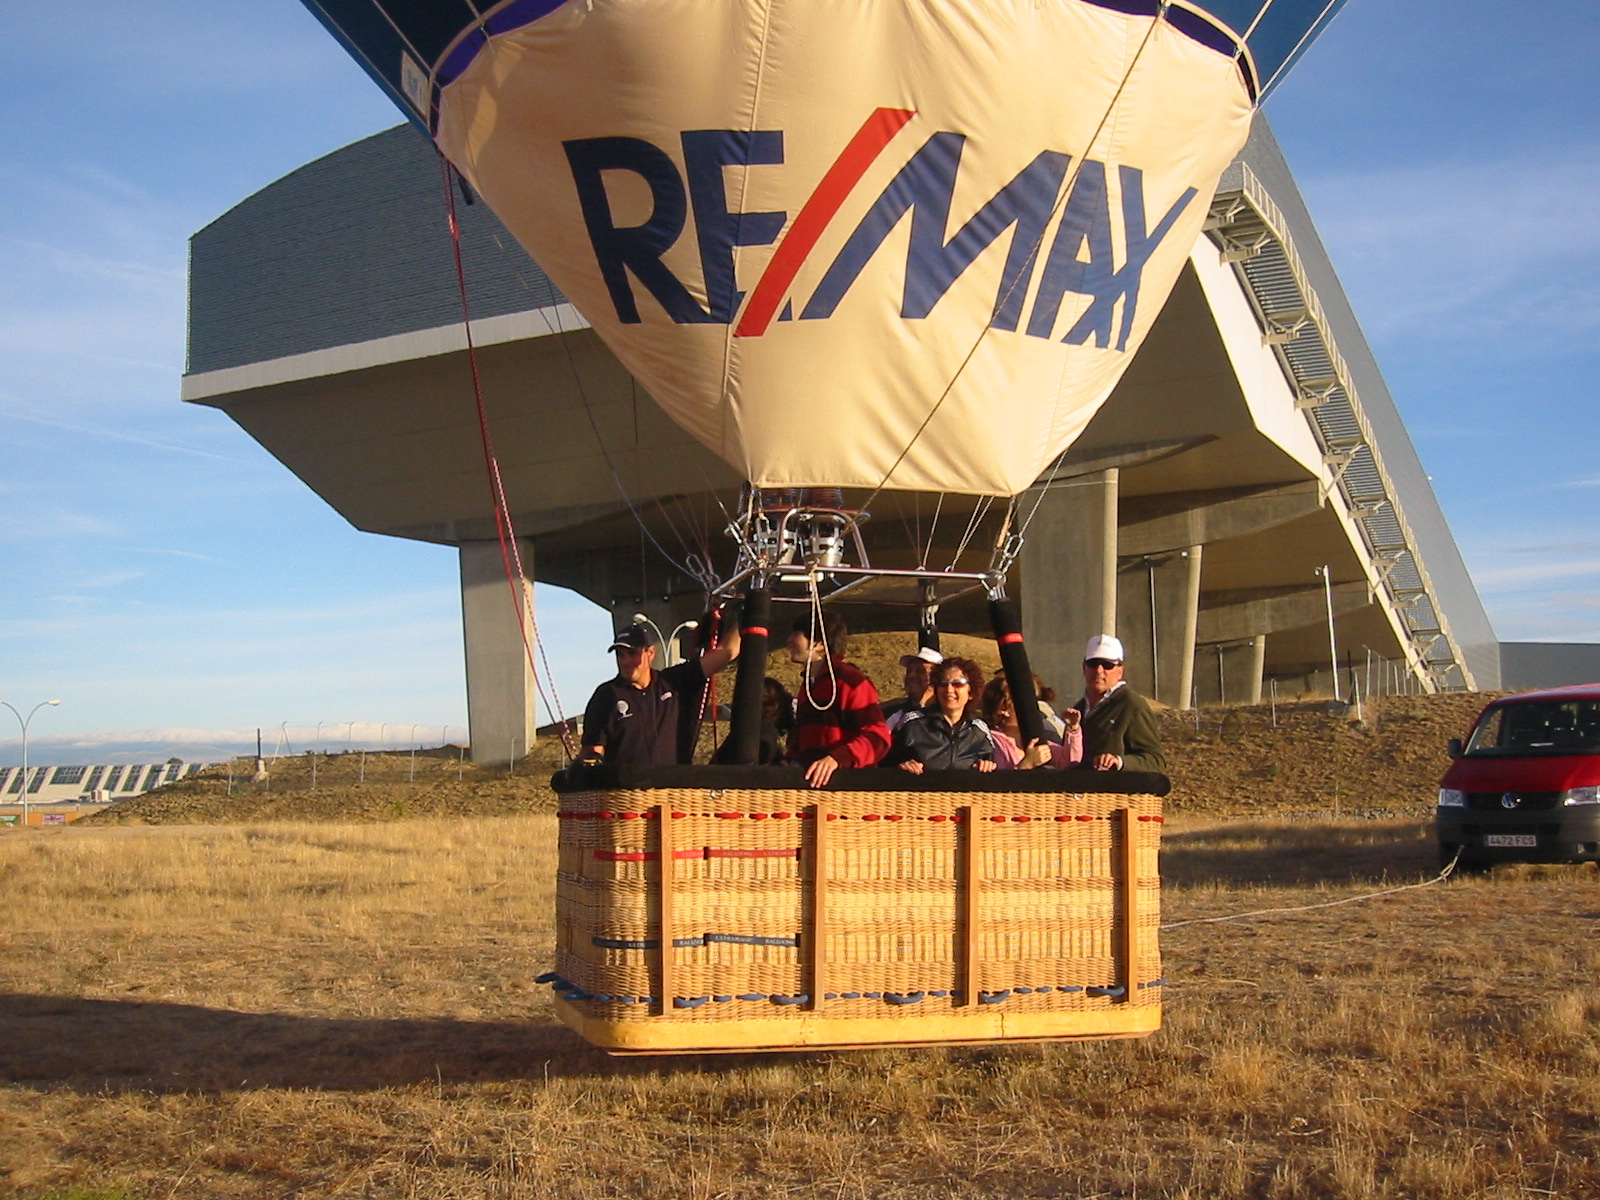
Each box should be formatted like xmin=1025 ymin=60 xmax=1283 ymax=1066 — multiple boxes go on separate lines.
xmin=563 ymin=108 xmax=1195 ymax=348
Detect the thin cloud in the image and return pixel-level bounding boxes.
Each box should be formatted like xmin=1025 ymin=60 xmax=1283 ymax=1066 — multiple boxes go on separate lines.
xmin=0 ymin=507 xmax=120 ymax=542
xmin=1298 ymin=147 xmax=1600 ymax=347
xmin=128 ymin=547 xmax=231 ymax=565
xmin=1474 ymin=558 xmax=1600 ymax=588
xmin=1 ymin=408 xmax=244 ymax=463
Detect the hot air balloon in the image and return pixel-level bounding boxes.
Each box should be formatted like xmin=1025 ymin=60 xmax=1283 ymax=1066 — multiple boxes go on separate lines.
xmin=303 ymin=0 xmax=1343 ymax=498
xmin=297 ymin=0 xmax=1346 ymax=1053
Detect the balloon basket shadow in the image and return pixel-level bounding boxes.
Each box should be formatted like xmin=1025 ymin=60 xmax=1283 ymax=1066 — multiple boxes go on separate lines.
xmin=545 ymin=766 xmax=1166 ymax=1054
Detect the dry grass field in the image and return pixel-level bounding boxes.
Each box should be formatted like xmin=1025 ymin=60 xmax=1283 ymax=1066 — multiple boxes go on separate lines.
xmin=5 ymin=810 xmax=1600 ymax=1199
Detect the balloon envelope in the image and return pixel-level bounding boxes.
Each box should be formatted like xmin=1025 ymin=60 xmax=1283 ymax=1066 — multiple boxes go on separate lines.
xmin=301 ymin=0 xmax=1347 ymax=495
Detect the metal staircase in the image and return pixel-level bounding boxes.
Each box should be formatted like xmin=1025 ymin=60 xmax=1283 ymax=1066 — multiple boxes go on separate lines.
xmin=1205 ymin=164 xmax=1473 ymax=691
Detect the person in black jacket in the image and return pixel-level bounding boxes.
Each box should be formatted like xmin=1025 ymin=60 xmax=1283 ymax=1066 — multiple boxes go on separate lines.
xmin=886 ymin=657 xmax=997 ymax=774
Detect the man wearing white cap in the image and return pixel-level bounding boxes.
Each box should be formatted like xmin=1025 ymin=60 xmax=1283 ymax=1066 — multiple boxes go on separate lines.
xmin=1066 ymin=634 xmax=1166 ymax=774
xmin=883 ymin=645 xmax=943 ymax=733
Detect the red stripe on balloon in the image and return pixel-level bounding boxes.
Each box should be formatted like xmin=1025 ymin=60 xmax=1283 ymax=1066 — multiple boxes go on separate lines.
xmin=734 ymin=106 xmax=916 ymax=338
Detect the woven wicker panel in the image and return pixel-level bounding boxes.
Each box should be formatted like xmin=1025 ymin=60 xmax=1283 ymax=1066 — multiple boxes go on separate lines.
xmin=544 ymin=786 xmax=1162 ymax=1047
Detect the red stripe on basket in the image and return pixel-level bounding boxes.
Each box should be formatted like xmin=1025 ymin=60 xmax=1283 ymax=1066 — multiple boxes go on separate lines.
xmin=594 ymin=849 xmax=707 ymax=862
xmin=706 ymin=848 xmax=801 ymax=859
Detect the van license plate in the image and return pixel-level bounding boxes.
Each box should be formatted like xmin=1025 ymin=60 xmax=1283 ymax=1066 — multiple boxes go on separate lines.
xmin=1485 ymin=834 xmax=1537 ymax=848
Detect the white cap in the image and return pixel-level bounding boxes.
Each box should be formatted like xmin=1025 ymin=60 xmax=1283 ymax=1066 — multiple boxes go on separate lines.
xmin=1083 ymin=634 xmax=1124 ymax=663
xmin=899 ymin=646 xmax=944 ymax=667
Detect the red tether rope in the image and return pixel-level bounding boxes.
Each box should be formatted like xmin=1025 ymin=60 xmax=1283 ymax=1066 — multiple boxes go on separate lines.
xmin=438 ymin=155 xmax=577 ymax=759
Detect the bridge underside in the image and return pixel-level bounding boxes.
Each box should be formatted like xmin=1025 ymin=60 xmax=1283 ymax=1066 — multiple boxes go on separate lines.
xmin=184 ymin=122 xmax=1496 ymax=762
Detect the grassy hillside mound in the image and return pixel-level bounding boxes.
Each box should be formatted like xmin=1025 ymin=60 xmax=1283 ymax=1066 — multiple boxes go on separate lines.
xmin=83 ymin=630 xmax=1499 ymax=826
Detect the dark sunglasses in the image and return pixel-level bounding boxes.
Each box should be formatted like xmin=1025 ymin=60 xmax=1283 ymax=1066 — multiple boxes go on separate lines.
xmin=1083 ymin=658 xmax=1122 ymax=670
xmin=934 ymin=679 xmax=970 ymax=688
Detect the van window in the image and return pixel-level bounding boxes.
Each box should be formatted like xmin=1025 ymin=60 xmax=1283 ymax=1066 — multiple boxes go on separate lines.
xmin=1466 ymin=699 xmax=1600 ymax=755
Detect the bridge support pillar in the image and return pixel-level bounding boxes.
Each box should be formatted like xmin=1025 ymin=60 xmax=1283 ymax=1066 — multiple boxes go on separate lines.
xmin=1194 ymin=634 xmax=1267 ymax=707
xmin=460 ymin=539 xmax=537 ymax=765
xmin=1119 ymin=545 xmax=1202 ymax=709
xmin=1020 ymin=468 xmax=1119 ymax=699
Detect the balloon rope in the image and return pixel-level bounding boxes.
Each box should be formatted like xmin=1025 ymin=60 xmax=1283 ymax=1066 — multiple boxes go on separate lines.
xmin=1234 ymin=0 xmax=1281 ymax=47
xmin=1256 ymin=0 xmax=1346 ymax=99
xmin=798 ymin=574 xmax=840 ymax=714
xmin=946 ymin=494 xmax=996 ymax=572
xmin=851 ymin=3 xmax=1174 ymax=522
xmin=438 ymin=154 xmax=576 ymax=760
xmin=918 ymin=491 xmax=945 ymax=571
xmin=469 ymin=219 xmax=704 ymax=584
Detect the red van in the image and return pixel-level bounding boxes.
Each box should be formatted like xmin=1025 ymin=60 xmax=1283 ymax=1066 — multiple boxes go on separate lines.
xmin=1437 ymin=684 xmax=1600 ymax=870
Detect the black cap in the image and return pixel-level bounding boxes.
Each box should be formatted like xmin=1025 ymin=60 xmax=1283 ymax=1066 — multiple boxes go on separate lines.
xmin=607 ymin=625 xmax=655 ymax=652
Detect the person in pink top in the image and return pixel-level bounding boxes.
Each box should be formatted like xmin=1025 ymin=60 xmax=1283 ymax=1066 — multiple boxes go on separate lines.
xmin=980 ymin=675 xmax=1082 ymax=769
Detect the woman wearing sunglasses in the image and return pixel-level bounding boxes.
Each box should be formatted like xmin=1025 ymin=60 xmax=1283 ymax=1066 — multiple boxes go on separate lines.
xmin=885 ymin=657 xmax=997 ymax=774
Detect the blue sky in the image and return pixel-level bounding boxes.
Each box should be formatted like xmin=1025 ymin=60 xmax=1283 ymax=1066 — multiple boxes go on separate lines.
xmin=3 ymin=1 xmax=1598 ymax=764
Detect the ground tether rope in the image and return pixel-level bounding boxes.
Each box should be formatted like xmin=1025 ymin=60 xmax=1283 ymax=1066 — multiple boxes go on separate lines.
xmin=1160 ymin=849 xmax=1461 ymax=931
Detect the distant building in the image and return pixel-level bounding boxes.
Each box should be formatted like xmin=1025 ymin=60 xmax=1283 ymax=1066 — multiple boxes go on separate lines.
xmin=0 ymin=762 xmax=208 ymax=807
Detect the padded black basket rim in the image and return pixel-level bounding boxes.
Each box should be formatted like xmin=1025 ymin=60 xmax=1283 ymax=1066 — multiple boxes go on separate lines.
xmin=552 ymin=763 xmax=1170 ymax=796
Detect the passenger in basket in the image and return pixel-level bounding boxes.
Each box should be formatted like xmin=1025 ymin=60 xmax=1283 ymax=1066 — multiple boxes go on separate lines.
xmin=711 ymin=676 xmax=793 ymax=766
xmin=580 ymin=619 xmax=741 ymax=766
xmin=1033 ymin=674 xmax=1068 ymax=740
xmin=886 ymin=657 xmax=997 ymax=774
xmin=882 ymin=645 xmax=942 ymax=733
xmin=786 ymin=610 xmax=891 ymax=788
xmin=1066 ymin=634 xmax=1167 ymax=773
xmin=981 ymin=675 xmax=1082 ymax=769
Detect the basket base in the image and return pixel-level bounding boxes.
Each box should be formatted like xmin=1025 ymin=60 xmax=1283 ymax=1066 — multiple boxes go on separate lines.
xmin=554 ymin=997 xmax=1161 ymax=1055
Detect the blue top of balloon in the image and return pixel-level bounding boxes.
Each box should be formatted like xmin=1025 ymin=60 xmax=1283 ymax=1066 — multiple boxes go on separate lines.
xmin=300 ymin=0 xmax=1347 ymax=135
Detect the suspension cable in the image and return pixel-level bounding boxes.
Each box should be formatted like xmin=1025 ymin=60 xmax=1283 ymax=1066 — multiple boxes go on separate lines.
xmin=850 ymin=2 xmax=1177 ymax=524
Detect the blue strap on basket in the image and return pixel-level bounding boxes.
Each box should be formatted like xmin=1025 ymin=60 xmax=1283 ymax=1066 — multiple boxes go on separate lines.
xmin=534 ymin=976 xmax=1137 ymax=1008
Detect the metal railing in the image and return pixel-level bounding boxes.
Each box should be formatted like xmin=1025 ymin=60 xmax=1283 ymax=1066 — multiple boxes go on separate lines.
xmin=1204 ymin=165 xmax=1473 ymax=692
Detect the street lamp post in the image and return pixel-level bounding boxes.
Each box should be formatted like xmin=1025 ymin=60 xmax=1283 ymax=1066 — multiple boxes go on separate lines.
xmin=409 ymin=723 xmax=420 ymax=782
xmin=2 ymin=699 xmax=61 ymax=828
xmin=631 ymin=612 xmax=669 ymax=659
xmin=666 ymin=619 xmax=700 ymax=667
xmin=1315 ymin=565 xmax=1341 ymax=702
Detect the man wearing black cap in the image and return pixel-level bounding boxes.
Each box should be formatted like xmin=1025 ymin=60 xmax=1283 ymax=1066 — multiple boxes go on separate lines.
xmin=580 ymin=620 xmax=741 ymax=765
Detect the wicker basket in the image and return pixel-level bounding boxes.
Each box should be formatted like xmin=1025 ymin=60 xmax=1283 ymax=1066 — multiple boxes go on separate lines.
xmin=543 ymin=766 xmax=1165 ymax=1053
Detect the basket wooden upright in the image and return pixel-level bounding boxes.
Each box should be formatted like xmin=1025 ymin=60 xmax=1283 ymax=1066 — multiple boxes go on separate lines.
xmin=544 ymin=765 xmax=1167 ymax=1054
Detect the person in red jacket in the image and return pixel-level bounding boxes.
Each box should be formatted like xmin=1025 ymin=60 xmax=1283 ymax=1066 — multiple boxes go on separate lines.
xmin=785 ymin=610 xmax=890 ymax=788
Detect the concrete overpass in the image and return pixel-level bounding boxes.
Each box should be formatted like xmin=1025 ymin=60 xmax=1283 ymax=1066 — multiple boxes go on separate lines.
xmin=183 ymin=119 xmax=1498 ymax=762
